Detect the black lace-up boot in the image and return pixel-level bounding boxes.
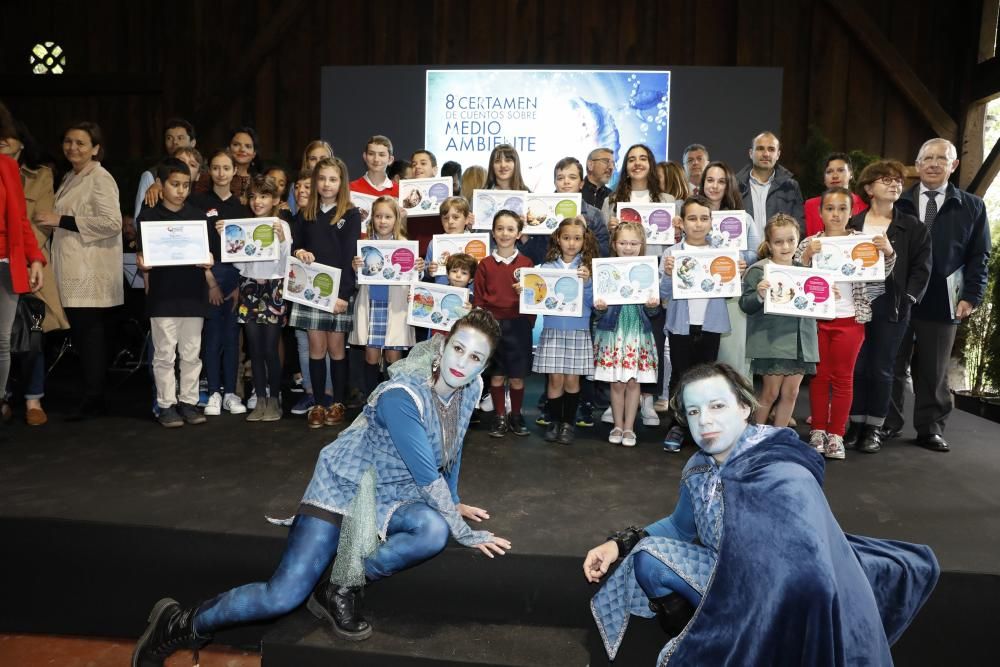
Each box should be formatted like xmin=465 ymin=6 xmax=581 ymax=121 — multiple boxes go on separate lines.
xmin=307 ymin=582 xmax=373 ymax=640
xmin=131 ymin=598 xmax=210 ymax=667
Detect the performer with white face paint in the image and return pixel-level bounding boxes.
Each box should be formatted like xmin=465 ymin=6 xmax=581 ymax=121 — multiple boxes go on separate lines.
xmin=584 ymin=362 xmax=939 ymax=666
xmin=134 ymin=309 xmax=509 ymax=666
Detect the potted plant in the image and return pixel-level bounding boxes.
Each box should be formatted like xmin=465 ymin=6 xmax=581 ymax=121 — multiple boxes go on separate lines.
xmin=958 ymin=252 xmax=1000 ymax=420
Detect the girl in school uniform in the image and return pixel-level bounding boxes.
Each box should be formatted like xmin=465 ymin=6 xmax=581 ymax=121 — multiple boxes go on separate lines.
xmin=530 ymin=217 xmax=598 ymax=445
xmin=350 ymin=196 xmax=422 ymax=396
xmin=290 ymin=157 xmax=361 ymax=429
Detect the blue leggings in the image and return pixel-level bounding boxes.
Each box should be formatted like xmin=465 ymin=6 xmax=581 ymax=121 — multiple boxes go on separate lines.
xmin=632 ymin=551 xmax=702 ymax=607
xmin=193 ymin=503 xmax=449 ymax=634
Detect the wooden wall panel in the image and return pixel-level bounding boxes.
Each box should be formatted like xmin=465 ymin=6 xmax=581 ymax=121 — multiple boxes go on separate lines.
xmin=0 ymin=0 xmax=983 ymax=195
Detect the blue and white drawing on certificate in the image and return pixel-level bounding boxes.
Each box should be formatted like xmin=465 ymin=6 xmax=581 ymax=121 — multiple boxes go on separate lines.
xmin=425 ymin=70 xmax=670 ymax=192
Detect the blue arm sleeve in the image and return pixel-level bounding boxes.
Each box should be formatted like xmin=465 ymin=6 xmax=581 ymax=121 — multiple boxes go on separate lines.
xmin=376 ymin=389 xmax=441 ymax=488
xmin=644 ymin=484 xmax=697 ymax=542
xmin=134 ymin=170 xmax=154 ymax=222
xmin=444 ymin=447 xmax=463 ymax=503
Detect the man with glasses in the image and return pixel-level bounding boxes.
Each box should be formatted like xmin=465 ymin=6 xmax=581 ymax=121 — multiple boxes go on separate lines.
xmin=682 ymin=144 xmax=709 ymax=194
xmin=884 ymin=139 xmax=991 ymax=452
xmin=583 ymin=148 xmax=614 ymax=210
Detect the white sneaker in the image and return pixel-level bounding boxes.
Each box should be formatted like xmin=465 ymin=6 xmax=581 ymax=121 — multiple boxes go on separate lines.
xmin=480 ymin=394 xmax=494 ymax=412
xmin=204 ymin=392 xmax=222 ymax=416
xmin=224 ymin=393 xmax=247 ymax=414
xmin=601 ymin=406 xmax=614 ymax=424
xmin=246 ymin=390 xmax=257 ymax=410
xmin=641 ymin=395 xmax=660 ymax=426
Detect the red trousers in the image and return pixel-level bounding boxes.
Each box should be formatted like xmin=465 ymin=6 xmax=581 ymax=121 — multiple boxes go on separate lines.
xmin=810 ymin=317 xmax=865 ymax=436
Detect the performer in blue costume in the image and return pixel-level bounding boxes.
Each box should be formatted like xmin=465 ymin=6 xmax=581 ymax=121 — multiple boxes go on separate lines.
xmin=133 ymin=309 xmax=510 ymax=667
xmin=585 ymin=362 xmax=939 ymax=666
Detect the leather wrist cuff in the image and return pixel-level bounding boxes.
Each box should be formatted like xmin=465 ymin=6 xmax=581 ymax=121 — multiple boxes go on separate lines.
xmin=607 ymin=525 xmax=648 ymax=557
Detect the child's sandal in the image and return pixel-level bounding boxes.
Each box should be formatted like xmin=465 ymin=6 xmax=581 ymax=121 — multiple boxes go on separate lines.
xmin=608 ymin=427 xmax=624 ymax=445
xmin=621 ymin=430 xmax=637 ymax=447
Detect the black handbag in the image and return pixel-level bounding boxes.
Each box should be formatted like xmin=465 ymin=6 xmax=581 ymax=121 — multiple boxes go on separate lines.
xmin=10 ymin=295 xmax=45 ymax=355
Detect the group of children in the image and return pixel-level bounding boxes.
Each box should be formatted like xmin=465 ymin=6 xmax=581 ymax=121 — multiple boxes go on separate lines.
xmin=135 ymin=133 xmax=895 ymax=460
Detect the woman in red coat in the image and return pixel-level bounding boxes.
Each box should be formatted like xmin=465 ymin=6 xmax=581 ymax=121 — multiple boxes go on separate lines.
xmin=804 ymin=152 xmax=867 ymax=237
xmin=0 ymin=101 xmax=45 ymax=421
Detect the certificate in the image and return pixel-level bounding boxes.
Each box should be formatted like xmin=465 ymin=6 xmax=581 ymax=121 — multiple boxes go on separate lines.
xmin=430 ymin=233 xmax=490 ymax=276
xmin=592 ymin=256 xmax=659 ymax=305
xmin=350 ymin=191 xmax=379 ymax=229
xmin=709 ymin=210 xmax=749 ymax=250
xmin=407 ymin=283 xmax=470 ymax=331
xmin=672 ymin=247 xmax=740 ymax=299
xmin=811 ymin=234 xmax=885 ymax=282
xmin=618 ymin=201 xmax=677 ymax=246
xmin=221 ymin=217 xmax=281 ymax=263
xmin=471 ymin=189 xmax=527 ymax=230
xmin=523 ymin=193 xmax=582 ymax=235
xmin=357 ymin=240 xmax=420 ymax=285
xmin=946 ymin=267 xmax=964 ymax=318
xmin=763 ymin=263 xmax=837 ymax=320
xmin=519 ymin=268 xmax=584 ymax=317
xmin=140 ymin=219 xmax=211 ymax=267
xmin=283 ymin=257 xmax=342 ymax=313
xmin=399 ymin=177 xmax=453 ymax=217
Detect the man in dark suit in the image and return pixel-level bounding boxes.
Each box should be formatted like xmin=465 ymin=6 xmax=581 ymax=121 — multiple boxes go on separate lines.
xmin=886 ymin=138 xmax=992 ymax=452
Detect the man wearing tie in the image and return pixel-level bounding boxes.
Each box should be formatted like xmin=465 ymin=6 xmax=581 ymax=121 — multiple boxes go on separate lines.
xmin=886 ymin=138 xmax=992 ymax=452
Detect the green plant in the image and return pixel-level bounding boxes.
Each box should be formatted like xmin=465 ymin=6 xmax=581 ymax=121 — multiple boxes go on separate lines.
xmin=964 ymin=252 xmax=1000 ymax=395
xmin=798 ymin=126 xmax=881 ymax=199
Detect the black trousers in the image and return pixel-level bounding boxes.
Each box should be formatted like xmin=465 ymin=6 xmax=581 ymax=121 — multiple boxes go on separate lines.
xmin=886 ymin=318 xmax=958 ymax=437
xmin=668 ymin=325 xmax=721 ymax=393
xmin=641 ymin=309 xmax=667 ymax=397
xmin=850 ymin=295 xmax=909 ymax=422
xmin=64 ymin=306 xmax=111 ymax=401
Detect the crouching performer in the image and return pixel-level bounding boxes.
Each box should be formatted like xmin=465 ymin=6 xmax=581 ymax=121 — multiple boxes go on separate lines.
xmin=133 ymin=308 xmax=511 ymax=666
xmin=584 ymin=362 xmax=939 ymax=666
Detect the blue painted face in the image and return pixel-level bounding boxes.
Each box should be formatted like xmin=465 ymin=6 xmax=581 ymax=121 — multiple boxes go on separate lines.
xmin=682 ymin=376 xmax=751 ymax=463
xmin=438 ymin=328 xmax=491 ymax=390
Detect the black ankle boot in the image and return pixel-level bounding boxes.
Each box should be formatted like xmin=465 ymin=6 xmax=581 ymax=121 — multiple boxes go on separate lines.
xmin=844 ymin=421 xmax=864 ymax=448
xmin=544 ymin=420 xmax=560 ymax=442
xmin=308 ymin=583 xmax=373 ymax=641
xmin=648 ymin=593 xmax=696 ymax=639
xmin=131 ymin=598 xmax=210 ymax=667
xmin=857 ymin=424 xmax=882 ymax=454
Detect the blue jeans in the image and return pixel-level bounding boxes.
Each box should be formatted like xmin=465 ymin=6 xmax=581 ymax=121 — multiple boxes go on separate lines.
xmin=850 ymin=295 xmax=910 ymax=424
xmin=193 ymin=503 xmax=449 ymax=634
xmin=20 ymin=347 xmax=46 ymax=400
xmin=632 ymin=550 xmax=701 ymax=607
xmin=203 ymin=298 xmax=240 ymax=395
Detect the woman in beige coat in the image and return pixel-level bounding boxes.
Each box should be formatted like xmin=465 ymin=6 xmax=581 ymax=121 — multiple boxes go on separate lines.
xmin=35 ymin=121 xmax=122 ymax=419
xmin=0 ymin=118 xmax=69 ymax=425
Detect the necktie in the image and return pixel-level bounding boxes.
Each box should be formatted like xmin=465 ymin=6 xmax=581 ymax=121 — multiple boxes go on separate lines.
xmin=925 ymin=190 xmax=939 ymax=230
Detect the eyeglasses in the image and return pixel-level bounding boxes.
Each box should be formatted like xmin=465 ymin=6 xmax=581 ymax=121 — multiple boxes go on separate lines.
xmin=590 ymin=157 xmax=613 ymax=165
xmin=919 ymin=155 xmax=952 ymax=166
xmin=878 ymin=176 xmax=904 ymax=186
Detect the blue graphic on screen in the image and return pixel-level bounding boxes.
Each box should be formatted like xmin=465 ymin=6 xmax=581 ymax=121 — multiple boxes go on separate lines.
xmin=425 ymin=70 xmax=670 ymax=193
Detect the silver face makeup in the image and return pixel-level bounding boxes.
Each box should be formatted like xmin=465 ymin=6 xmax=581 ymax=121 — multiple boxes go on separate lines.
xmin=682 ymin=377 xmax=751 ymax=463
xmin=437 ymin=328 xmax=491 ymax=391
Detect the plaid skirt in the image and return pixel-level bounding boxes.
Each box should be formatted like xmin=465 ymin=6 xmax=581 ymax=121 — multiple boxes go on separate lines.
xmin=365 ymin=299 xmax=409 ymax=351
xmin=288 ymin=295 xmax=355 ymax=332
xmin=238 ymin=277 xmax=286 ymax=326
xmin=532 ymin=328 xmax=594 ymax=375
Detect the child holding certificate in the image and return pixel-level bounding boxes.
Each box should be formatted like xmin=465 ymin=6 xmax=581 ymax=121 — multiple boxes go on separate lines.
xmin=740 ymin=214 xmax=819 ymax=429
xmin=795 ymin=188 xmax=896 ymax=460
xmin=425 ymin=196 xmax=474 ymax=285
xmin=136 ymin=157 xmax=214 ymax=428
xmin=350 ymin=196 xmax=422 ymax=396
xmin=290 ymin=157 xmax=361 ymax=429
xmin=217 ymin=175 xmax=293 ymax=422
xmin=530 ymin=217 xmax=597 ymax=446
xmin=593 ymin=223 xmax=660 ymax=448
xmin=660 ymin=195 xmax=751 ymax=452
xmin=473 ymin=210 xmax=535 ymax=438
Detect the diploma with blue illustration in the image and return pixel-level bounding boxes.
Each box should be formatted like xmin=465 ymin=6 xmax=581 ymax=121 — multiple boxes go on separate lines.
xmin=709 ymin=210 xmax=749 ymax=250
xmin=357 ymin=240 xmax=420 ymax=285
xmin=617 ymin=202 xmax=677 ymax=245
xmin=140 ymin=220 xmax=211 ymax=267
xmin=430 ymin=233 xmax=490 ymax=276
xmin=519 ymin=268 xmax=583 ymax=317
xmin=592 ymin=256 xmax=659 ymax=305
xmin=407 ymin=283 xmax=471 ymax=331
xmin=811 ymin=234 xmax=886 ymax=282
xmin=399 ymin=177 xmax=453 ymax=217
xmin=523 ymin=194 xmax=582 ymax=235
xmin=763 ymin=263 xmax=837 ymax=319
xmin=221 ymin=217 xmax=280 ymax=263
xmin=283 ymin=256 xmax=342 ymax=313
xmin=471 ymin=189 xmax=528 ymax=230
xmin=672 ymin=247 xmax=741 ymax=299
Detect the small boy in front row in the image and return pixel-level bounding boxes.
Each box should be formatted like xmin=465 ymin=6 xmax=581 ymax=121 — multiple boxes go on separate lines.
xmin=424 ymin=253 xmax=479 ymax=343
xmin=137 ymin=157 xmax=214 ymax=428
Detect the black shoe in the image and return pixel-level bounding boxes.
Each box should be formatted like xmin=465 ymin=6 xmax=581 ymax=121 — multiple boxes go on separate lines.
xmin=307 ymin=583 xmax=373 ymax=641
xmin=157 ymin=406 xmax=184 ymax=428
xmin=844 ymin=421 xmax=864 ymax=448
xmin=544 ymin=420 xmax=560 ymax=442
xmin=177 ymin=402 xmax=207 ymax=425
xmin=536 ymin=408 xmax=552 ymax=426
xmin=132 ymin=597 xmax=209 ymax=667
xmin=857 ymin=425 xmax=882 ymax=454
xmin=488 ymin=414 xmax=508 ymax=438
xmin=648 ymin=593 xmax=695 ymax=640
xmin=879 ymin=426 xmax=902 ymax=440
xmin=557 ymin=422 xmax=575 ymax=445
xmin=576 ymin=402 xmax=595 ymax=428
xmin=915 ymin=434 xmax=950 ymax=452
xmin=508 ymin=413 xmax=529 ymax=437
xmin=469 ymin=409 xmax=481 ymax=425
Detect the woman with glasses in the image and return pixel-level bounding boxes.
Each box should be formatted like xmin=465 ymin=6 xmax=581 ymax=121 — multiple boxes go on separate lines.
xmin=842 ymin=161 xmax=931 ymax=454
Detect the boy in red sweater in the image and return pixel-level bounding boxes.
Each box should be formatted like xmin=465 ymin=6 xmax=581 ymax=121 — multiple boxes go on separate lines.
xmin=348 ymin=135 xmax=398 ymax=197
xmin=473 ymin=210 xmax=534 ymax=437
